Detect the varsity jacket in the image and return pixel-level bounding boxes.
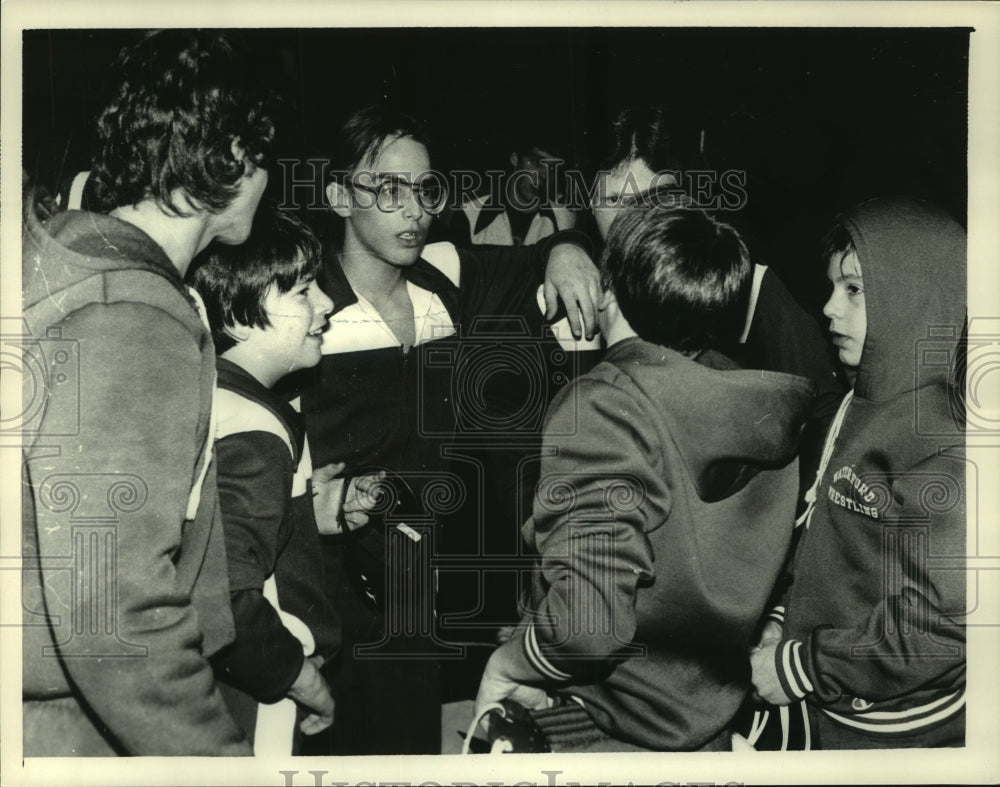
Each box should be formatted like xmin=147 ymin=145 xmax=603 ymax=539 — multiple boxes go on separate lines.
xmin=210 ymin=359 xmax=340 ymax=753
xmin=775 ymin=198 xmax=967 ymax=739
xmin=519 ymin=337 xmax=815 ymax=751
xmin=21 ymin=206 xmax=250 ymax=755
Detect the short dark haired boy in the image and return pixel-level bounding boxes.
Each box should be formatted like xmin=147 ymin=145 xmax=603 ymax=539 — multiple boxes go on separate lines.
xmin=474 ymin=208 xmax=814 ymax=751
xmin=592 ymin=106 xmax=846 ymax=501
xmin=191 ymin=209 xmax=349 ymax=755
xmin=22 ymin=30 xmax=274 ymax=755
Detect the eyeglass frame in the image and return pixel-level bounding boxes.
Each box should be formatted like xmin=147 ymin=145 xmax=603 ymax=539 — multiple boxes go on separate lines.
xmin=345 ymin=172 xmax=448 ymax=215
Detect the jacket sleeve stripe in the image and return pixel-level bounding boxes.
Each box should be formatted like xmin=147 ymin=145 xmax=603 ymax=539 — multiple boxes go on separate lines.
xmin=775 ymin=639 xmax=812 ymax=700
xmin=821 ymin=691 xmax=964 ymax=733
xmin=790 ymin=640 xmax=815 ymax=694
xmin=523 ymin=622 xmax=572 ymax=682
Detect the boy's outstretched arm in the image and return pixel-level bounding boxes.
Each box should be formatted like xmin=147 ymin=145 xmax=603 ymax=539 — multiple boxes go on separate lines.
xmin=455 ymin=229 xmax=601 ymax=340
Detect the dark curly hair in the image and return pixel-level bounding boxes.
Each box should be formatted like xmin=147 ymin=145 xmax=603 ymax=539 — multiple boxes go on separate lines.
xmin=91 ymin=30 xmax=277 ymax=216
xmin=600 ymin=207 xmax=751 ymax=353
xmin=189 ymin=207 xmax=322 ymax=354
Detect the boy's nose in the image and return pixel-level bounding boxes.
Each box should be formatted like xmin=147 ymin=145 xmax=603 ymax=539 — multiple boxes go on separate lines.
xmin=822 ymin=292 xmax=838 ymax=320
xmin=314 ymin=289 xmax=334 ymax=317
xmin=401 ymin=190 xmax=424 ymax=220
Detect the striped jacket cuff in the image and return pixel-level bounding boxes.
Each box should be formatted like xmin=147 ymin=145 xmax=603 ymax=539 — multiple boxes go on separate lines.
xmin=820 ymin=690 xmax=965 ymax=734
xmin=766 ymin=605 xmax=786 ymax=626
xmin=522 ymin=621 xmax=573 ymax=682
xmin=774 ymin=639 xmax=815 ymax=701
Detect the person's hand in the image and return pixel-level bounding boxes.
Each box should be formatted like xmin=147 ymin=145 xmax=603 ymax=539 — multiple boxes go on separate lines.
xmin=312 ymin=461 xmax=347 ymax=535
xmin=473 ymin=643 xmax=550 ymax=731
xmin=749 ymin=641 xmax=794 ymax=706
xmin=751 ymin=619 xmax=783 ymax=653
xmin=543 ymin=243 xmax=601 ymax=341
xmin=748 ymin=619 xmax=786 ymax=704
xmin=288 ymin=656 xmax=335 ymax=735
xmin=341 ymin=471 xmax=387 ymax=530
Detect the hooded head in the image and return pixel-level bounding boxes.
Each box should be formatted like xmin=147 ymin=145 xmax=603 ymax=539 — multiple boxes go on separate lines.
xmin=822 ymin=197 xmax=966 ymax=403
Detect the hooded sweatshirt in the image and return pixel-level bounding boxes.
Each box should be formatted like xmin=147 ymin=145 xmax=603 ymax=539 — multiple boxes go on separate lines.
xmin=21 ymin=207 xmax=250 ymax=755
xmin=774 ymin=198 xmax=967 ymax=737
xmin=519 ymin=337 xmax=814 ymax=751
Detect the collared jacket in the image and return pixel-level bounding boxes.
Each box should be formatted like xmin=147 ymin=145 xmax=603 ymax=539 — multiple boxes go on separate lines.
xmin=292 ymin=235 xmax=599 ymax=609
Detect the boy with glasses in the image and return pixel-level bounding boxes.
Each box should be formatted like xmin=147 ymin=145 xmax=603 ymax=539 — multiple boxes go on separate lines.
xmin=292 ymin=104 xmax=602 ymax=754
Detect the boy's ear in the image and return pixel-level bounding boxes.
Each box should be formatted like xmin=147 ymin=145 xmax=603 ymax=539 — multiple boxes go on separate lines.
xmin=231 ymin=137 xmax=247 ymax=165
xmin=597 ymin=288 xmax=617 ymax=312
xmin=224 ymin=321 xmax=253 ymax=343
xmin=326 ymin=181 xmax=352 ymax=219
xmin=509 ymin=151 xmax=520 ymax=169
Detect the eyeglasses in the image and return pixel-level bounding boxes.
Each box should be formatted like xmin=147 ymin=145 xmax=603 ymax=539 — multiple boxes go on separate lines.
xmin=347 ymin=175 xmax=447 ymax=215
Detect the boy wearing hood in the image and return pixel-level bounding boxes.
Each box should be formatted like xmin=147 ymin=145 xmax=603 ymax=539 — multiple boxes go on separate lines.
xmin=750 ymin=198 xmax=967 ymax=748
xmin=474 ymin=208 xmax=813 ymax=751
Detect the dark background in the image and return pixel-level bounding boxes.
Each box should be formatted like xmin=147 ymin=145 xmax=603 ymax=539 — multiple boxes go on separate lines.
xmin=22 ymin=27 xmax=969 ymax=312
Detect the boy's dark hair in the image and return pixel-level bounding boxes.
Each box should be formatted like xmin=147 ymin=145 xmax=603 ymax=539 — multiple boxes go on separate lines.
xmin=820 ymin=223 xmax=858 ymax=270
xmin=328 ymin=105 xmax=432 ymax=186
xmin=603 ymin=106 xmax=703 ymax=174
xmin=91 ymin=30 xmax=277 ymax=216
xmin=601 ymin=208 xmax=752 ymax=353
xmin=190 ymin=208 xmax=322 ymax=354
